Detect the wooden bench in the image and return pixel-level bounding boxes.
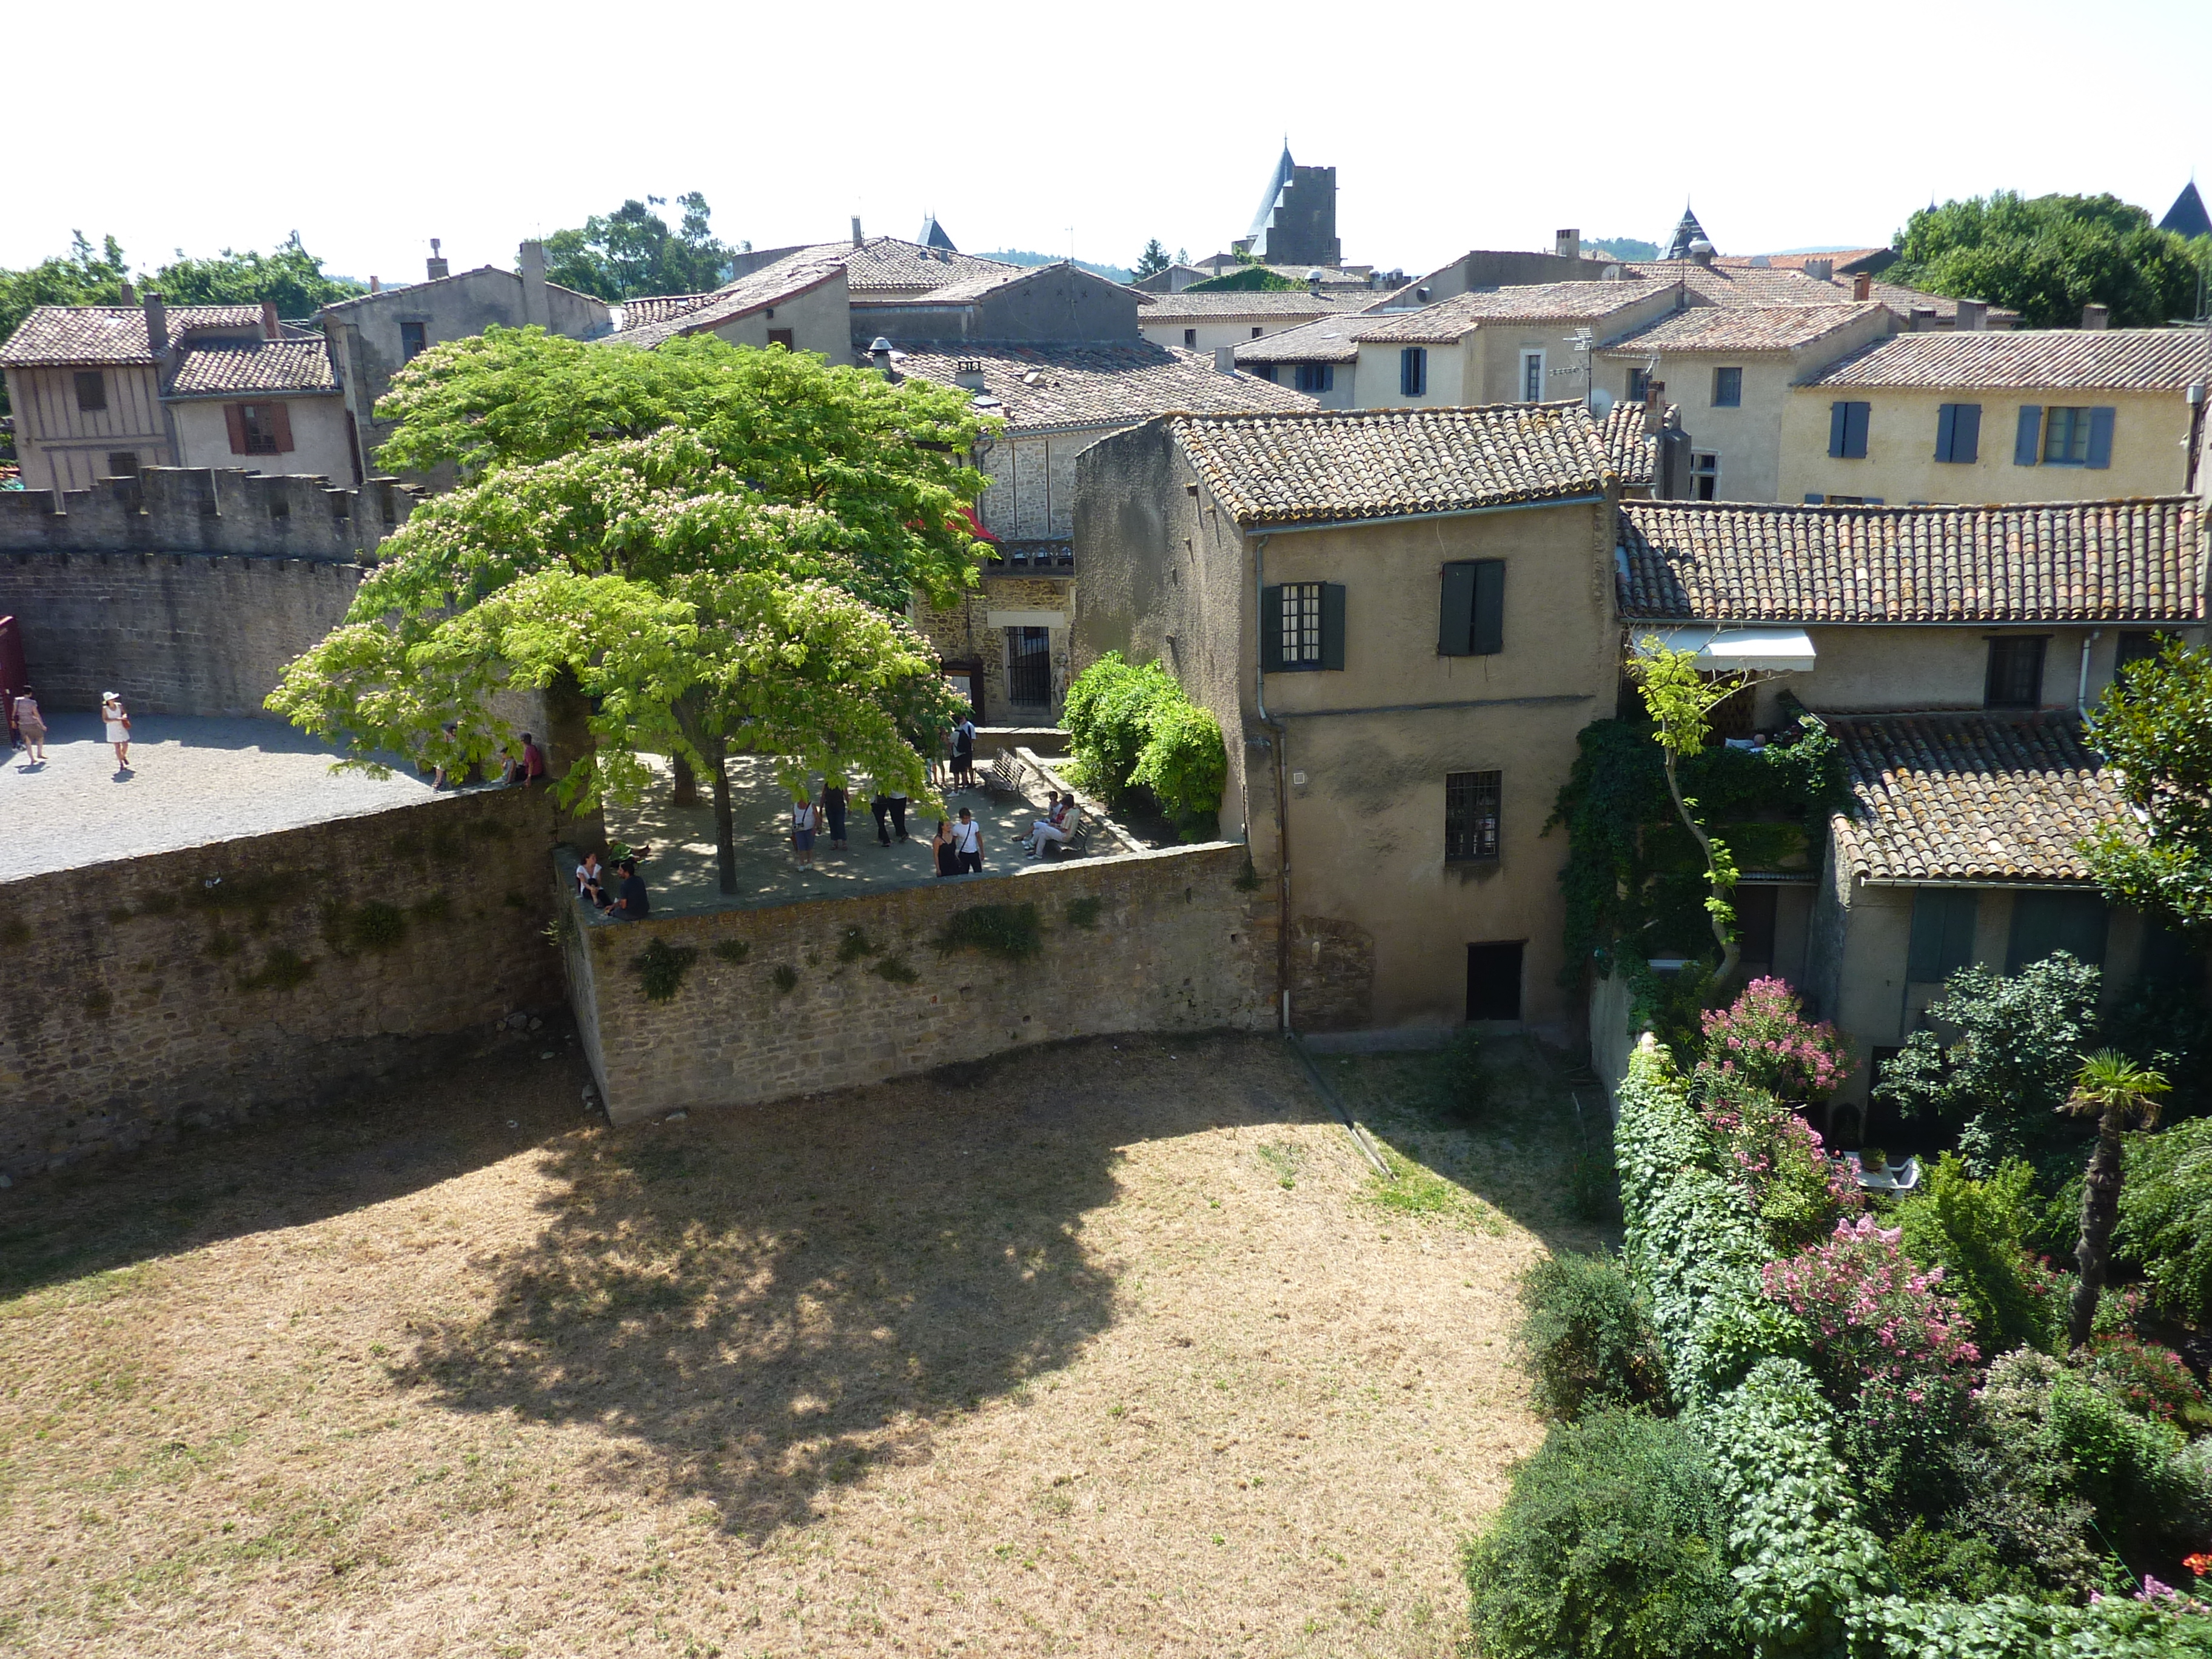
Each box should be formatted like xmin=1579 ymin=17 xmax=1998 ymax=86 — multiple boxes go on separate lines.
xmin=1041 ymin=805 xmax=1093 ymax=859
xmin=983 ymin=751 xmax=1024 ymax=799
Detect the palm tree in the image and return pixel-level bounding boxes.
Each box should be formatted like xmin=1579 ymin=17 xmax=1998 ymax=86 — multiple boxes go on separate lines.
xmin=2063 ymin=1049 xmax=2170 ymax=1348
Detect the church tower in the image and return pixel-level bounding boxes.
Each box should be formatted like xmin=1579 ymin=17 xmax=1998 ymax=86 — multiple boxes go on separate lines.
xmin=1241 ymin=142 xmax=1341 ymax=268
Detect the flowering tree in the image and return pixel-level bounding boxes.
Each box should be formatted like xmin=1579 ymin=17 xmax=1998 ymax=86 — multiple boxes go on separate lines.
xmin=1761 ymin=1217 xmax=1981 ymax=1406
xmin=1694 ymin=976 xmax=1852 ymax=1103
xmin=1701 ymin=1081 xmax=1862 ymax=1253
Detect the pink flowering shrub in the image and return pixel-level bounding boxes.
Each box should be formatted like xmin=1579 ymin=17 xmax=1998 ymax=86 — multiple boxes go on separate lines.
xmin=2083 ymin=1333 xmax=2208 ymax=1424
xmin=1701 ymin=1077 xmax=1862 ymax=1252
xmin=1761 ymin=1216 xmax=1981 ymax=1405
xmin=1695 ymin=977 xmax=1852 ymax=1103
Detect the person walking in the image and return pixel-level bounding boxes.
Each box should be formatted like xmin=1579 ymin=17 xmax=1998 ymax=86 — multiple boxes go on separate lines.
xmin=822 ymin=779 xmax=849 ymax=850
xmin=12 ymin=686 xmax=45 ymax=764
xmin=953 ymin=713 xmax=977 ymax=789
xmin=101 ymin=692 xmax=133 ymax=771
xmin=931 ymin=817 xmax=958 ymax=877
xmin=885 ymin=785 xmax=909 ymax=842
xmin=951 ymin=808 xmax=984 ymax=874
xmin=791 ymin=794 xmax=819 ymax=869
xmin=870 ymin=785 xmax=893 ymax=846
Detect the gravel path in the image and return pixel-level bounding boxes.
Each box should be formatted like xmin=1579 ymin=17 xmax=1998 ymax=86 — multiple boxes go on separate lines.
xmin=0 ymin=713 xmax=438 ymax=880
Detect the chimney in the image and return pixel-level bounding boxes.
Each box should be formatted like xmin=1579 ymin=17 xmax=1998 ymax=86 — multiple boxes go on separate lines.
xmin=142 ymin=290 xmax=168 ymax=358
xmin=1852 ymin=272 xmax=1872 ymax=302
xmin=1804 ymin=258 xmax=1834 ymax=283
xmin=261 ymin=300 xmax=281 ymax=341
xmin=868 ymin=336 xmax=899 ymax=381
xmin=1643 ymin=380 xmax=1667 ymax=435
xmin=1657 ymin=407 xmax=1694 ymax=498
xmin=1213 ymin=346 xmax=1239 ymax=375
xmin=1911 ymin=304 xmax=1939 ymax=331
xmin=851 ymin=215 xmax=865 ymax=249
xmin=426 ymin=238 xmax=449 ymax=281
xmin=2082 ymin=303 xmax=2110 ymax=331
xmin=518 ymin=238 xmax=549 ymax=329
xmin=369 ymin=275 xmax=381 ymax=293
xmin=1555 ymin=227 xmax=1582 ymax=264
xmin=1687 ymin=238 xmax=1715 ymax=267
xmin=1956 ymin=298 xmax=1988 ymax=331
xmin=119 ymin=279 xmax=136 ymax=304
xmin=953 ymin=358 xmax=987 ymax=390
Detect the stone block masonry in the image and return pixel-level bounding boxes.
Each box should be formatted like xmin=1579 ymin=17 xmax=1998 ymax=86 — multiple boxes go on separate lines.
xmin=561 ymin=842 xmax=1273 ymax=1123
xmin=0 ymin=784 xmax=563 ymax=1179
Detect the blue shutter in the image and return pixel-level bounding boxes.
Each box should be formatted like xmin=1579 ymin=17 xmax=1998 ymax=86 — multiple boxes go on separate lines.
xmin=1829 ymin=401 xmax=1849 ymax=458
xmin=2086 ymin=406 xmax=2114 ymax=469
xmin=1319 ymin=583 xmax=1346 ymax=671
xmin=1438 ymin=562 xmax=1476 ymax=655
xmin=1844 ymin=401 xmax=1870 ymax=458
xmin=1472 ymin=560 xmax=1505 ymax=655
xmin=1260 ymin=585 xmax=1284 ymax=672
xmin=2014 ymin=406 xmax=2042 ymax=466
xmin=1935 ymin=403 xmax=1957 ymax=463
xmin=1908 ymin=888 xmax=1980 ymax=983
xmin=1955 ymin=402 xmax=1980 ymax=463
xmin=1803 ymin=494 xmax=1825 ymax=504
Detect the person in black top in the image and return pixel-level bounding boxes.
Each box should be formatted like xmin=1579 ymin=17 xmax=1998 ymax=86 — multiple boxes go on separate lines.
xmin=609 ymin=857 xmax=649 ymax=921
xmin=952 ymin=716 xmax=977 ymax=788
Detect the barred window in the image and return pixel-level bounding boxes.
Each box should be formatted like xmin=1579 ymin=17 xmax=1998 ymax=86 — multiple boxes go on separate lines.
xmin=1446 ymin=770 xmax=1501 ymax=863
xmin=1280 ymin=583 xmax=1324 ymax=666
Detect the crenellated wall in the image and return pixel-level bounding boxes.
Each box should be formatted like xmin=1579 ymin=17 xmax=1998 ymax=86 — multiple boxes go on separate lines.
xmin=0 ymin=464 xmax=417 ymax=560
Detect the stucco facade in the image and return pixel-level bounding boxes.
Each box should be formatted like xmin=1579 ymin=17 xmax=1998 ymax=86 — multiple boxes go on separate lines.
xmin=1781 ymin=382 xmax=2196 ymax=504
xmin=169 ymin=393 xmax=355 ymax=481
xmin=1347 ymin=286 xmax=1680 ymax=413
xmin=677 ymin=268 xmax=850 ymax=360
xmin=6 ymin=362 xmax=171 ymax=491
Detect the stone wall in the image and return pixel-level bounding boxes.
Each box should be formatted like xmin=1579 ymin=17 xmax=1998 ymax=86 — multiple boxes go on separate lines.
xmin=0 ymin=785 xmax=564 ymax=1178
xmin=913 ymin=572 xmax=1074 ymax=723
xmin=560 ymin=842 xmax=1273 ymax=1123
xmin=0 ymin=464 xmax=414 ymax=560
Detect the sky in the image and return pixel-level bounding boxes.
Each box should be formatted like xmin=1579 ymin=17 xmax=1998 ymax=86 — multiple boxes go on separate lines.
xmin=7 ymin=0 xmax=2207 ymax=287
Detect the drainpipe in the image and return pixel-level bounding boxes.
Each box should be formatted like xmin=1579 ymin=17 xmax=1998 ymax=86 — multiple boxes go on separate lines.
xmin=2186 ymin=382 xmax=2204 ymax=494
xmin=1254 ymin=530 xmax=1292 ymax=1033
xmin=2077 ymin=628 xmax=2101 ymax=712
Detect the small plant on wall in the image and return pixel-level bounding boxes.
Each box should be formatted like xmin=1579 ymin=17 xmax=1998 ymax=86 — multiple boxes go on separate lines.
xmin=712 ymin=939 xmax=751 ymax=964
xmin=628 ymin=938 xmax=698 ymax=1002
xmin=933 ymin=903 xmax=1043 ymax=962
xmin=771 ymin=964 xmax=799 ymax=993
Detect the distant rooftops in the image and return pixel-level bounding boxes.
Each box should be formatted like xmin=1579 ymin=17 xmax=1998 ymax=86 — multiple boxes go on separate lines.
xmin=1135 ymin=290 xmax=1367 ymax=321
xmin=612 ymin=258 xmax=848 ymax=349
xmin=1598 ymin=302 xmax=1888 ymax=355
xmin=1807 ymin=328 xmax=2212 ymax=391
xmin=884 ymin=341 xmax=1316 ymax=434
xmin=1358 ymin=281 xmax=1677 ymax=343
xmin=1 ymin=304 xmax=264 ymax=366
xmin=165 ymin=337 xmax=338 ymax=398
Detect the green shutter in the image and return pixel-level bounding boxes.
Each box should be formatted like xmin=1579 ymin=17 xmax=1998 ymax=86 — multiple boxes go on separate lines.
xmin=1829 ymin=401 xmax=1849 ymax=458
xmin=2086 ymin=406 xmax=2114 ymax=469
xmin=1261 ymin=585 xmax=1284 ymax=672
xmin=1319 ymin=582 xmax=1346 ymax=671
xmin=1472 ymin=560 xmax=1505 ymax=655
xmin=1438 ymin=562 xmax=1476 ymax=655
xmin=2006 ymin=891 xmax=2108 ymax=972
xmin=1908 ymin=888 xmax=1980 ymax=983
xmin=2014 ymin=406 xmax=2042 ymax=466
xmin=1935 ymin=403 xmax=1957 ymax=463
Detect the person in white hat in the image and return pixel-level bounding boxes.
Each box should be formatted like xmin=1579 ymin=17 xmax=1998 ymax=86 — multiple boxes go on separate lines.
xmin=101 ymin=692 xmax=133 ymax=771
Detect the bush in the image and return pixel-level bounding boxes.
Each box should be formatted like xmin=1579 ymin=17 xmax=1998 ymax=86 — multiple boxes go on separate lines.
xmin=1698 ymin=1073 xmax=1861 ymax=1253
xmin=1128 ymin=695 xmax=1226 ymax=839
xmin=1463 ymin=1409 xmax=1739 ymax=1659
xmin=1694 ymin=976 xmax=1852 ymax=1103
xmin=1514 ymin=1252 xmax=1668 ymax=1421
xmin=1895 ymin=1155 xmax=2067 ymax=1358
xmin=1761 ymin=1217 xmax=1982 ymax=1409
xmin=628 ymin=938 xmax=697 ymax=1002
xmin=1063 ymin=651 xmax=1225 ymax=834
xmin=2082 ymin=1333 xmax=2208 ymax=1425
xmin=2117 ymin=1116 xmax=2212 ymax=1326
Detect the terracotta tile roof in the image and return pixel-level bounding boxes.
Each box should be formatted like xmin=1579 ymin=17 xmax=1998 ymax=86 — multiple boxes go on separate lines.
xmin=1598 ymin=302 xmax=1888 ymax=355
xmin=317 ymin=264 xmax=606 ymax=315
xmin=1808 ymin=328 xmax=2211 ymax=391
xmin=1 ymin=304 xmax=263 ymax=366
xmin=1617 ymin=498 xmax=2205 ymax=623
xmin=1357 ymin=281 xmax=1673 ymax=343
xmin=1628 ymin=262 xmax=1846 ymax=307
xmin=1136 ymin=290 xmax=1367 ymax=321
xmin=1827 ymin=712 xmax=2133 ymax=885
xmin=1171 ymin=401 xmax=1614 ymax=528
xmin=164 ymin=337 xmax=338 ymax=397
xmin=1718 ymin=249 xmax=1891 ymax=273
xmin=886 ymin=341 xmax=1316 ymax=435
xmin=613 ymin=260 xmax=846 ymax=349
xmin=1232 ymin=312 xmax=1386 ymax=364
xmin=1597 ymin=402 xmax=1662 ymax=488
xmin=745 ymin=237 xmax=1015 ymax=297
xmin=885 ymin=264 xmax=1047 ymax=304
xmin=619 ymin=293 xmax=712 ymax=329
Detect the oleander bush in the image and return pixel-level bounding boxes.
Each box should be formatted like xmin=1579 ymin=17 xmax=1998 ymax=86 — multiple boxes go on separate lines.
xmin=1698 ymin=1071 xmax=1861 ymax=1253
xmin=1692 ymin=976 xmax=1852 ymax=1104
xmin=1513 ymin=1251 xmax=1668 ymax=1421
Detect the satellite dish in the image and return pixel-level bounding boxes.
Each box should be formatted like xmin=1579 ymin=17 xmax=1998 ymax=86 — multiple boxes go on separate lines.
xmin=1590 ymin=389 xmax=1615 ymax=418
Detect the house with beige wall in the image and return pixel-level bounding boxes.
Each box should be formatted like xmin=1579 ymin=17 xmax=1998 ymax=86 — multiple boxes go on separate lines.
xmin=1073 ymin=403 xmax=1626 ymax=1038
xmin=1595 ymin=303 xmax=1893 ymax=501
xmin=1783 ymin=328 xmax=2210 ymax=505
xmin=1616 ymin=495 xmax=2206 ymax=1123
xmin=1134 ymin=290 xmax=1365 ymax=356
xmin=611 ymin=260 xmax=851 ymax=357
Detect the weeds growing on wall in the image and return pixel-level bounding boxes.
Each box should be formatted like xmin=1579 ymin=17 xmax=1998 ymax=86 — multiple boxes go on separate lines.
xmin=836 ymin=927 xmax=879 ymax=962
xmin=1064 ymin=896 xmax=1102 ymax=931
xmin=873 ymin=954 xmax=919 ymax=984
xmin=711 ymin=938 xmax=751 ymax=964
xmin=237 ymin=948 xmax=315 ymax=992
xmin=628 ymin=939 xmax=697 ymax=1002
xmin=349 ymin=901 xmax=409 ymax=953
xmin=933 ymin=902 xmax=1043 ymax=962
xmin=770 ymin=964 xmax=798 ymax=993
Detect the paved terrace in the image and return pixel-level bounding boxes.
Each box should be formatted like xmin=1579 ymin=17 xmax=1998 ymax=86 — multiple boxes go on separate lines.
xmin=591 ymin=749 xmax=1125 ymax=918
xmin=1 ymin=713 xmax=437 ymax=882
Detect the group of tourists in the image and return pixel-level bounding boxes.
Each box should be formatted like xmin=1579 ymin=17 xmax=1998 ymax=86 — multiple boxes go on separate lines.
xmin=5 ymin=686 xmax=134 ymax=773
xmin=574 ymin=849 xmax=651 ymax=920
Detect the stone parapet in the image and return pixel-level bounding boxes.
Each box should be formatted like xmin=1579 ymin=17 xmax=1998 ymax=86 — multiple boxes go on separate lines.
xmin=0 ymin=466 xmax=417 ymax=560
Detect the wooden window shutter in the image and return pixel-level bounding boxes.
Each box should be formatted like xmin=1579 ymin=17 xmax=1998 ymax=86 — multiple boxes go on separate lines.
xmin=1954 ymin=402 xmax=1980 ymax=463
xmin=1319 ymin=583 xmax=1346 ymax=671
xmin=224 ymin=403 xmax=250 ymax=454
xmin=1438 ymin=561 xmax=1476 ymax=655
xmin=2014 ymin=406 xmax=2042 ymax=466
xmin=2086 ymin=406 xmax=2114 ymax=469
xmin=1843 ymin=402 xmax=1869 ymax=458
xmin=267 ymin=401 xmax=294 ymax=452
xmin=1260 ymin=585 xmax=1285 ymax=672
xmin=1908 ymin=888 xmax=1979 ymax=983
xmin=1472 ymin=559 xmax=1505 ymax=655
xmin=1934 ymin=403 xmax=1956 ymax=462
xmin=1828 ymin=401 xmax=1849 ymax=457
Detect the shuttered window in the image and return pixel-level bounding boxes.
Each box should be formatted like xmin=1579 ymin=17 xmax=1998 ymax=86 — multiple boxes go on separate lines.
xmin=1521 ymin=352 xmax=1544 ymax=401
xmin=74 ymin=371 xmax=107 ymax=412
xmin=766 ymin=329 xmax=795 ymax=350
xmin=1934 ymin=402 xmax=1981 ymax=463
xmin=2014 ymin=405 xmax=2043 ymax=465
xmin=1626 ymin=366 xmax=1651 ymax=402
xmin=1260 ymin=582 xmax=1345 ymax=672
xmin=1400 ymin=347 xmax=1427 ymax=397
xmin=400 ymin=321 xmax=429 ymax=360
xmin=2006 ymin=891 xmax=2108 ymax=973
xmin=1983 ymin=635 xmax=2047 ymax=708
xmin=2043 ymin=406 xmax=2102 ymax=465
xmin=1907 ymin=888 xmax=1980 ymax=983
xmin=1295 ymin=363 xmax=1333 ymax=394
xmin=1184 ymin=328 xmax=1197 ymax=347
xmin=229 ymin=403 xmax=291 ymax=455
xmin=1445 ymin=771 xmax=1501 ymax=863
xmin=1827 ymin=400 xmax=1869 ymax=458
xmin=1438 ymin=560 xmax=1504 ymax=656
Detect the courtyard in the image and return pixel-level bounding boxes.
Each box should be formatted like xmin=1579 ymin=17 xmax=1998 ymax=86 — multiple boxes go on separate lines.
xmin=0 ymin=1033 xmax=1607 ymax=1657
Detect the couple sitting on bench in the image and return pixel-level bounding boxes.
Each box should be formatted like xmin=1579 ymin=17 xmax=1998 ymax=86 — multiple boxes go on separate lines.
xmin=1024 ymin=791 xmax=1081 ymax=859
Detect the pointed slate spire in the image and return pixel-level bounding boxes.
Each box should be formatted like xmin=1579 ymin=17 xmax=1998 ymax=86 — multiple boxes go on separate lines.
xmin=2159 ymin=181 xmax=2210 ymax=241
xmin=1662 ymin=203 xmax=1711 ymax=261
xmin=1247 ymin=139 xmax=1298 ymax=243
xmin=917 ymin=212 xmax=957 ymax=252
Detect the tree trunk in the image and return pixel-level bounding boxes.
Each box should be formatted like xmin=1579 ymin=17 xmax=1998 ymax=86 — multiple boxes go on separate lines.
xmin=706 ymin=736 xmax=737 ymax=894
xmin=1662 ymin=752 xmax=1740 ymax=985
xmin=2068 ymin=1111 xmax=2126 ymax=1349
xmin=672 ymin=752 xmax=699 ymax=808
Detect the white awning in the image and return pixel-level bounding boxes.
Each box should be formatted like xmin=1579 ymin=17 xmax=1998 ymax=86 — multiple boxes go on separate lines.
xmin=1638 ymin=626 xmax=1816 ymax=672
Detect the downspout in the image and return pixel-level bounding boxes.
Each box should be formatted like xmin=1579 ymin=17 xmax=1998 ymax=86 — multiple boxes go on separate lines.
xmin=2077 ymin=628 xmax=2101 ymax=712
xmin=1255 ymin=530 xmax=1292 ymax=1033
xmin=2185 ymin=382 xmax=2205 ymax=495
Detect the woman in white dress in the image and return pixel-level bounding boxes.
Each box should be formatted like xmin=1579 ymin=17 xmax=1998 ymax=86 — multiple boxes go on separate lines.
xmin=102 ymin=692 xmax=132 ymax=769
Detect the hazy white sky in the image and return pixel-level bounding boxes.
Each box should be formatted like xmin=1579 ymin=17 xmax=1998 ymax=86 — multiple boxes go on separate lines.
xmin=9 ymin=0 xmax=2206 ymax=285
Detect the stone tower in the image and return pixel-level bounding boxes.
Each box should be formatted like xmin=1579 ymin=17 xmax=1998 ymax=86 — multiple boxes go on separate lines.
xmin=1244 ymin=142 xmax=1341 ymax=268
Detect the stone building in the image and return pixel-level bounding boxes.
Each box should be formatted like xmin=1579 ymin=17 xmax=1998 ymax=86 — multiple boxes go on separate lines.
xmin=1239 ymin=142 xmax=1341 ymax=269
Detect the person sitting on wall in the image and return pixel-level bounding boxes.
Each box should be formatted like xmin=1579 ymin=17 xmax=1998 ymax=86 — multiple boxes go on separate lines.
xmin=608 ymin=857 xmax=649 ymax=921
xmin=518 ymin=732 xmax=547 ymax=786
xmin=575 ymin=850 xmax=611 ymax=908
xmin=1025 ymin=792 xmax=1074 ymax=859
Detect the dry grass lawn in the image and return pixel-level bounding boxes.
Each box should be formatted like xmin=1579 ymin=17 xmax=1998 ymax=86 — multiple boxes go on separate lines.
xmin=0 ymin=1031 xmax=1610 ymax=1657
